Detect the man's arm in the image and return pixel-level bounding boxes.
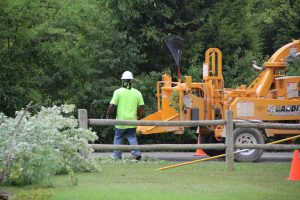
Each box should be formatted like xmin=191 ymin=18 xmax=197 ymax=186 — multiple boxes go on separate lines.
xmin=106 ymin=104 xmax=116 ymax=119
xmin=137 ymin=105 xmax=145 ymax=120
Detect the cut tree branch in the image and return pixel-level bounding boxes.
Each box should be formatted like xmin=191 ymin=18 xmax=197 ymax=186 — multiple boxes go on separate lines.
xmin=0 ymin=101 xmax=38 ymax=184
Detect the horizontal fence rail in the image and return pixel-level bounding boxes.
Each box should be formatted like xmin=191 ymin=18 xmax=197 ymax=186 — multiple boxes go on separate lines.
xmin=235 ymin=144 xmax=300 ymax=150
xmin=235 ymin=122 xmax=300 ymax=130
xmin=89 ymin=119 xmax=225 ymax=126
xmin=91 ymin=144 xmax=300 ymax=151
xmin=88 ymin=119 xmax=300 ymax=130
xmin=91 ymin=144 xmax=226 ymax=151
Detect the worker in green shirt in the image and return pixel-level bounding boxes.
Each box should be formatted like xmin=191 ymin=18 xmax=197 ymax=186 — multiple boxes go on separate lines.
xmin=107 ymin=71 xmax=145 ymax=160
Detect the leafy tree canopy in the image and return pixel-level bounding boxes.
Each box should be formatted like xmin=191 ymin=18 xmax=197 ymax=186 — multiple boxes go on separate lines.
xmin=0 ymin=0 xmax=299 ymax=144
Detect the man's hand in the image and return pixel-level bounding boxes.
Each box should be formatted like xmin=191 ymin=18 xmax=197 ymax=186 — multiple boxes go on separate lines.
xmin=106 ymin=113 xmax=113 ymax=119
xmin=137 ymin=105 xmax=145 ymax=120
xmin=106 ymin=104 xmax=116 ymax=119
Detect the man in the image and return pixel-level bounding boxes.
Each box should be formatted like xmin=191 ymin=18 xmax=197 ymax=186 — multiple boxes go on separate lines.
xmin=106 ymin=71 xmax=144 ymax=160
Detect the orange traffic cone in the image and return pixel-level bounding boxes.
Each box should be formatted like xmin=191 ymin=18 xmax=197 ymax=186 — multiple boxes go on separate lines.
xmin=194 ymin=133 xmax=206 ymax=156
xmin=287 ymin=150 xmax=300 ymax=181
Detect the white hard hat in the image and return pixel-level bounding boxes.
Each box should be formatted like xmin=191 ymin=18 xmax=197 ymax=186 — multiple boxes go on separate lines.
xmin=121 ymin=71 xmax=134 ymax=80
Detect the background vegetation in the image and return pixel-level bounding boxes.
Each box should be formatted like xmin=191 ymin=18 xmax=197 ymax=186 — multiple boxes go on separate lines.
xmin=1 ymin=0 xmax=300 ymax=144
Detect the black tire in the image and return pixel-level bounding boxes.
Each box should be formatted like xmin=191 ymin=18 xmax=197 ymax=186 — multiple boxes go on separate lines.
xmin=200 ymin=134 xmax=225 ymax=156
xmin=233 ymin=128 xmax=265 ymax=162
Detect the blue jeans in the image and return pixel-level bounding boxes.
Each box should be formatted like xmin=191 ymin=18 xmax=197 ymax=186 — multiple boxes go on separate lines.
xmin=113 ymin=128 xmax=141 ymax=159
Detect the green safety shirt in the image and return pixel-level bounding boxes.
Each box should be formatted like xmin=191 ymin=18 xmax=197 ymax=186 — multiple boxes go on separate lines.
xmin=110 ymin=87 xmax=144 ymax=129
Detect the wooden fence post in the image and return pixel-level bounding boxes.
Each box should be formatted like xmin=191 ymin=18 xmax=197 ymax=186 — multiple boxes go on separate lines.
xmin=225 ymin=110 xmax=234 ymax=171
xmin=78 ymin=109 xmax=88 ymax=158
xmin=78 ymin=109 xmax=88 ymax=129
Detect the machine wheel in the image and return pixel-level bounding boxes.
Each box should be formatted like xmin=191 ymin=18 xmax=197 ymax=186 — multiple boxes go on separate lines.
xmin=233 ymin=128 xmax=265 ymax=162
xmin=200 ymin=134 xmax=225 ymax=156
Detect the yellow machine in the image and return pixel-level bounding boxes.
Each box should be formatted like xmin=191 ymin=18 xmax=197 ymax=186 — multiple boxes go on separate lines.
xmin=137 ymin=39 xmax=300 ymax=162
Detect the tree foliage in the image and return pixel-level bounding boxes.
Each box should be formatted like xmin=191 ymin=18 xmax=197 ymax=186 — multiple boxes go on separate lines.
xmin=0 ymin=0 xmax=299 ymax=144
xmin=0 ymin=0 xmax=143 ymax=117
xmin=0 ymin=105 xmax=99 ymax=186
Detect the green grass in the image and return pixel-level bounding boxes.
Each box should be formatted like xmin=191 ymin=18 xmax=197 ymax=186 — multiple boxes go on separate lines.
xmin=3 ymin=161 xmax=300 ymax=200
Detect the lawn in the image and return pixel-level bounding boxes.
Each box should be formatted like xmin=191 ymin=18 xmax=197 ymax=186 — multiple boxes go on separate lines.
xmin=2 ymin=160 xmax=300 ymax=200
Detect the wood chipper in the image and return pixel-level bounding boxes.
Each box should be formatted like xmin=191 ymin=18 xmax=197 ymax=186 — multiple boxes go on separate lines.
xmin=137 ymin=36 xmax=300 ymax=162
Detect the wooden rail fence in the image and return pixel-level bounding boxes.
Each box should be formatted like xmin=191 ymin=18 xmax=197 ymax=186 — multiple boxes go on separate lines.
xmin=78 ymin=109 xmax=300 ymax=171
